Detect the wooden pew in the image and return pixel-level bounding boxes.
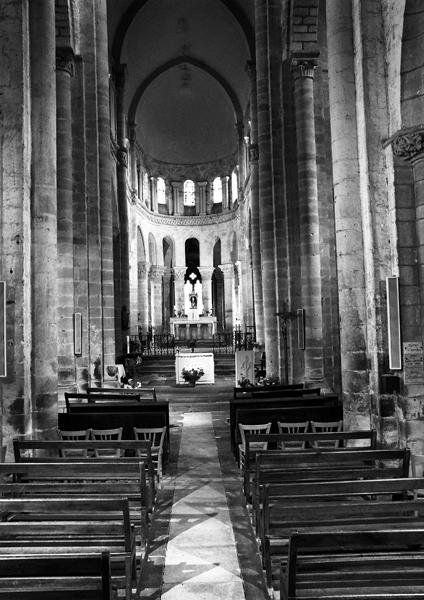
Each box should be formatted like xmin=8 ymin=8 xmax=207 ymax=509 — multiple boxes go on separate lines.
xmin=87 ymin=386 xmax=157 ymax=401
xmin=251 ymin=387 xmax=321 ymax=399
xmin=65 ymin=392 xmax=142 ymax=410
xmin=282 ymin=528 xmax=424 ymax=600
xmin=11 ymin=441 xmax=156 ymax=514
xmin=260 ymin=476 xmax=424 ymax=588
xmin=242 ymin=430 xmax=378 ymax=498
xmin=0 ymin=497 xmax=134 ymax=599
xmin=231 ymin=399 xmax=342 ymax=455
xmin=233 ymin=383 xmax=304 ymax=399
xmin=0 ymin=552 xmax=113 ymax=599
xmin=250 ymin=448 xmax=410 ymax=527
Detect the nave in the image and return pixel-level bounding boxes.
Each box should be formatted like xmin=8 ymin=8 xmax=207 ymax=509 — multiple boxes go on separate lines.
xmin=139 ymin=407 xmax=269 ymax=600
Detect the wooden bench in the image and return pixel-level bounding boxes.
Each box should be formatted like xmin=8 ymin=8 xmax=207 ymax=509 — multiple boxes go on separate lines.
xmin=260 ymin=476 xmax=424 ymax=588
xmin=232 ymin=400 xmax=342 ymax=455
xmin=250 ymin=448 xmax=410 ymax=526
xmin=282 ymin=528 xmax=424 ymax=599
xmin=11 ymin=442 xmax=157 ymax=514
xmin=65 ymin=392 xmax=143 ymax=410
xmin=242 ymin=430 xmax=378 ymax=498
xmin=87 ymin=386 xmax=157 ymax=401
xmin=0 ymin=552 xmax=113 ymax=599
xmin=251 ymin=387 xmax=321 ymax=399
xmin=0 ymin=497 xmax=135 ymax=599
xmin=233 ymin=383 xmax=304 ymax=399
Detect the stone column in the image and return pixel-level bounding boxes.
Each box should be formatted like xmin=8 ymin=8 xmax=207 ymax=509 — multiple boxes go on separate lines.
xmin=128 ymin=122 xmax=137 ymax=191
xmin=150 ymin=266 xmax=164 ymax=332
xmin=30 ymin=0 xmax=58 ymax=437
xmin=198 ymin=182 xmax=208 ymax=215
xmin=166 ymin=180 xmax=174 ymax=215
xmin=220 ymin=263 xmax=234 ymax=331
xmin=326 ymin=0 xmax=369 ymax=428
xmin=95 ymin=0 xmax=116 ymax=371
xmin=56 ymin=47 xmax=76 ymax=393
xmin=173 ymin=266 xmax=187 ymax=315
xmin=171 ymin=182 xmax=182 ymax=215
xmin=254 ymin=0 xmax=280 ymax=376
xmin=206 ymin=181 xmax=214 ymax=214
xmin=0 ymin=0 xmax=32 ymax=449
xmin=150 ymin=177 xmax=158 ymax=212
xmin=137 ymin=262 xmax=149 ymax=333
xmin=115 ymin=64 xmax=130 ymax=344
xmin=292 ymin=56 xmax=324 ymax=383
xmin=199 ymin=266 xmax=214 ymax=315
xmin=221 ymin=176 xmax=230 ymax=211
xmin=162 ymin=267 xmax=173 ymax=330
xmin=246 ymin=60 xmax=264 ymax=344
xmin=392 ymin=128 xmax=424 ymax=329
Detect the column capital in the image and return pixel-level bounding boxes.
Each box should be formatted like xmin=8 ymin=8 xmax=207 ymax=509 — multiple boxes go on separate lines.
xmin=117 ymin=146 xmax=128 ymax=168
xmin=219 ymin=263 xmax=234 ymax=277
xmin=173 ymin=266 xmax=187 ymax=280
xmin=390 ymin=126 xmax=424 ymax=163
xmin=290 ymin=53 xmax=319 ymax=79
xmin=138 ymin=261 xmax=149 ymax=277
xmin=56 ymin=47 xmax=75 ymax=76
xmin=199 ymin=265 xmax=214 ymax=280
xmin=150 ymin=265 xmax=164 ymax=281
xmin=249 ymin=143 xmax=259 ymax=163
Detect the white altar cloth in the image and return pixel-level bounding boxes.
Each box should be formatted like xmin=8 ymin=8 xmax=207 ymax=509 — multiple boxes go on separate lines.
xmin=175 ymin=352 xmax=215 ymax=385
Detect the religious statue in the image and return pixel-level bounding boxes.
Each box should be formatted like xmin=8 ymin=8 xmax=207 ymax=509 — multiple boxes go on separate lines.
xmin=189 ymin=290 xmax=197 ymax=309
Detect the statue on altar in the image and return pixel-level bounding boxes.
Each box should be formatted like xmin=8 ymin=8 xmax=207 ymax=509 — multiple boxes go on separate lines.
xmin=189 ymin=290 xmax=198 ymax=309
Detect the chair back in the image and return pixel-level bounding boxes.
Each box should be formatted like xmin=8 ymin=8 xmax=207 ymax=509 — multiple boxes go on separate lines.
xmin=310 ymin=419 xmax=343 ymax=448
xmin=277 ymin=421 xmax=309 ymax=450
xmin=239 ymin=422 xmax=272 ymax=452
xmin=90 ymin=427 xmax=123 ymax=457
xmin=133 ymin=427 xmax=166 ymax=455
xmin=57 ymin=429 xmax=91 ymax=457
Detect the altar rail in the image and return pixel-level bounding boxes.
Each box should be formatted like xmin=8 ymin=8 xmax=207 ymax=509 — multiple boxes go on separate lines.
xmin=129 ymin=334 xmax=175 ymax=357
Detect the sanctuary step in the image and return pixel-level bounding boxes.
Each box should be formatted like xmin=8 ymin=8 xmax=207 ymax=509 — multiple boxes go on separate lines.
xmin=136 ymin=352 xmax=235 ymax=383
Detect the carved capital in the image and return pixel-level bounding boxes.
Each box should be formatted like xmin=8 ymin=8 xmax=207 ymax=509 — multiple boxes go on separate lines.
xmin=150 ymin=265 xmax=164 ymax=281
xmin=219 ymin=263 xmax=234 ymax=278
xmin=391 ymin=128 xmax=424 ymax=162
xmin=290 ymin=53 xmax=319 ymax=80
xmin=173 ymin=266 xmax=187 ymax=281
xmin=56 ymin=47 xmax=75 ymax=76
xmin=117 ymin=146 xmax=128 ymax=168
xmin=198 ymin=266 xmax=214 ymax=281
xmin=138 ymin=262 xmax=149 ymax=277
xmin=249 ymin=143 xmax=259 ymax=163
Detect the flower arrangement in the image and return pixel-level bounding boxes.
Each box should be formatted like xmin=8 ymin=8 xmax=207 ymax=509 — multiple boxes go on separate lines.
xmin=181 ymin=367 xmax=205 ymax=385
xmin=238 ymin=376 xmax=254 ymax=388
xmin=258 ymin=375 xmax=280 ymax=387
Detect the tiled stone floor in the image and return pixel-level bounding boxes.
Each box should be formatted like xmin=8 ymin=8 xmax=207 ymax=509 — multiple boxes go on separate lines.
xmin=138 ymin=407 xmax=268 ymax=599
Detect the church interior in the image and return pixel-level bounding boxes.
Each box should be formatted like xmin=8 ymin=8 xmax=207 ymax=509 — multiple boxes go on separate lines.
xmin=2 ymin=0 xmax=424 ymax=598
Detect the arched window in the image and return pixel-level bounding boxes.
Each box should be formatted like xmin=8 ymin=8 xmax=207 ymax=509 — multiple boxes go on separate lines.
xmin=231 ymin=169 xmax=238 ymax=202
xmin=212 ymin=177 xmax=222 ymax=204
xmin=184 ymin=180 xmax=195 ymax=206
xmin=157 ymin=177 xmax=166 ymax=204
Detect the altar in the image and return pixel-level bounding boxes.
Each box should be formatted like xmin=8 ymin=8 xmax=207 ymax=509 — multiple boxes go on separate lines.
xmin=175 ymin=352 xmax=215 ymax=385
xmin=170 ymin=315 xmax=217 ymax=340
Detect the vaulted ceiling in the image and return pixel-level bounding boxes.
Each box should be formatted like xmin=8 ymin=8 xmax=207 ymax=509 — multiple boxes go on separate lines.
xmin=107 ymin=0 xmax=254 ymax=165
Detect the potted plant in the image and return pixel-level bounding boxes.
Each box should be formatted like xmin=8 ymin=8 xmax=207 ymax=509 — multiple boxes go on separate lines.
xmin=181 ymin=367 xmax=205 ymax=386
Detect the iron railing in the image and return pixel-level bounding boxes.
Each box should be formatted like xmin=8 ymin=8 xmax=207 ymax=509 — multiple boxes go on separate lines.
xmin=129 ymin=333 xmax=175 ymax=357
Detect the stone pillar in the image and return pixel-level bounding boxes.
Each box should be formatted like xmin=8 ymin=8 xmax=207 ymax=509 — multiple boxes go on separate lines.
xmin=392 ymin=128 xmax=424 ymax=329
xmin=0 ymin=0 xmax=32 ymax=450
xmin=56 ymin=47 xmax=76 ymax=393
xmin=171 ymin=182 xmax=182 ymax=215
xmin=150 ymin=266 xmax=164 ymax=332
xmin=173 ymin=266 xmax=187 ymax=315
xmin=137 ymin=262 xmax=149 ymax=333
xmin=206 ymin=180 xmax=214 ymax=214
xmin=198 ymin=182 xmax=208 ymax=215
xmin=128 ymin=122 xmax=137 ymax=191
xmin=96 ymin=0 xmax=116 ymax=371
xmin=254 ymin=0 xmax=281 ymax=376
xmin=326 ymin=0 xmax=370 ymax=428
xmin=115 ymin=64 xmax=131 ymax=347
xmin=199 ymin=266 xmax=214 ymax=315
xmin=166 ymin=180 xmax=174 ymax=215
xmin=221 ymin=176 xmax=230 ymax=211
xmin=163 ymin=267 xmax=173 ymax=331
xmin=220 ymin=263 xmax=234 ymax=331
xmin=292 ymin=56 xmax=324 ymax=383
xmin=30 ymin=0 xmax=58 ymax=437
xmin=246 ymin=60 xmax=264 ymax=344
xmin=150 ymin=177 xmax=158 ymax=212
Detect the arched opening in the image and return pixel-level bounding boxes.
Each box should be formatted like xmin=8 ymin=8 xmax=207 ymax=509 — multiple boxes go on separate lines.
xmin=163 ymin=237 xmax=175 ymax=332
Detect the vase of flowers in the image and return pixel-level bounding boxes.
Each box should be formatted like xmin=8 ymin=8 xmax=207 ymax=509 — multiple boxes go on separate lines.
xmin=181 ymin=367 xmax=205 ymax=386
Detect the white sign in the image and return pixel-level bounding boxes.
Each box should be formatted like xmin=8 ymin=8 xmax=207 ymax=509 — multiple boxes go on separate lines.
xmin=175 ymin=352 xmax=215 ymax=384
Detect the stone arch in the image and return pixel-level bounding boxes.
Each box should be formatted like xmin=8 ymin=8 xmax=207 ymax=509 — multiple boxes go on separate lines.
xmin=400 ymin=0 xmax=424 ymax=129
xmin=128 ymin=56 xmax=243 ymax=126
xmin=163 ymin=236 xmax=174 ymax=268
xmin=137 ymin=227 xmax=146 ymax=262
xmin=229 ymin=231 xmax=239 ymax=263
xmin=148 ymin=232 xmax=157 ymax=265
xmin=111 ymin=0 xmax=254 ymax=64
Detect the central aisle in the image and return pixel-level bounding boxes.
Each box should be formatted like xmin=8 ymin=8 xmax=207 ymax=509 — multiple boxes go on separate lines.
xmin=161 ymin=412 xmax=246 ymax=599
